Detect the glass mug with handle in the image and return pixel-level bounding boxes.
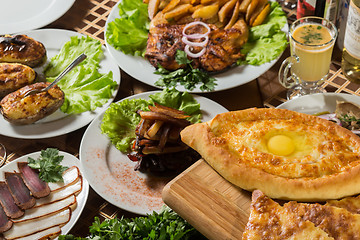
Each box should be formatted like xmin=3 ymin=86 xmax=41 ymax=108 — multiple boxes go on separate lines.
xmin=279 ymin=17 xmax=338 ymax=99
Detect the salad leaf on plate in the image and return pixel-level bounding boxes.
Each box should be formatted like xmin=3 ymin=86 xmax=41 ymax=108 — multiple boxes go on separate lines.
xmin=101 ymin=89 xmax=202 ymax=153
xmin=44 ymin=36 xmax=118 ymax=114
xmin=106 ymin=0 xmax=149 ymax=56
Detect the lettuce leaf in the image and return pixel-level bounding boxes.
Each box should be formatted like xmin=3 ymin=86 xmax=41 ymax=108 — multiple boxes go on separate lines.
xmin=44 ymin=36 xmax=117 ymax=114
xmin=238 ymin=1 xmax=288 ymax=66
xmin=101 ymin=89 xmax=202 ymax=153
xmin=106 ymin=0 xmax=149 ymax=56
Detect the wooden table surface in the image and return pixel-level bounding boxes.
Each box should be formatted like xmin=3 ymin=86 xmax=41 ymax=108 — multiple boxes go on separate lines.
xmin=1 ymin=0 xmax=359 ymax=238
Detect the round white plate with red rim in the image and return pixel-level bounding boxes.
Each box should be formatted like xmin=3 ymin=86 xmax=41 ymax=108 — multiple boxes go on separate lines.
xmin=79 ymin=91 xmax=228 ymax=215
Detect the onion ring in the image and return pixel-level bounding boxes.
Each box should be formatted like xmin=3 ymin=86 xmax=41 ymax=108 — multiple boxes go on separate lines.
xmin=184 ymin=45 xmax=206 ymax=58
xmin=181 ymin=36 xmax=209 ymax=47
xmin=182 ymin=21 xmax=211 ymax=39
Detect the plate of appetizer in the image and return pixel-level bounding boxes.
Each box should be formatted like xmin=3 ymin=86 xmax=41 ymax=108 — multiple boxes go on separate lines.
xmin=277 ymin=92 xmax=360 ymax=114
xmin=105 ymin=0 xmax=288 ymax=93
xmin=0 ymin=0 xmax=75 ymax=35
xmin=0 ymin=29 xmax=121 ymax=139
xmin=0 ymin=149 xmax=89 ymax=239
xmin=79 ymin=89 xmax=228 ymax=215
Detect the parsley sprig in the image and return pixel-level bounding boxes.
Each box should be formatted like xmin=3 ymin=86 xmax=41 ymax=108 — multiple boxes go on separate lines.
xmin=27 ymin=148 xmax=68 ymax=183
xmin=59 ymin=206 xmax=206 ymax=240
xmin=339 ymin=114 xmax=360 ymax=124
xmin=154 ymin=50 xmax=217 ymax=91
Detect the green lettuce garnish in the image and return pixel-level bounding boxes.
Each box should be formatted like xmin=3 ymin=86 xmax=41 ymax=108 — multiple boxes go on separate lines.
xmin=106 ymin=0 xmax=149 ymax=56
xmin=238 ymin=1 xmax=288 ymax=66
xmin=101 ymin=88 xmax=202 ymax=153
xmin=44 ymin=36 xmax=118 ymax=114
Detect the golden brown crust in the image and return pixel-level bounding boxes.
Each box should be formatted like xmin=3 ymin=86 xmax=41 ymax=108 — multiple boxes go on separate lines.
xmin=0 ymin=82 xmax=64 ymax=125
xmin=242 ymin=190 xmax=333 ymax=240
xmin=180 ymin=108 xmax=360 ymax=201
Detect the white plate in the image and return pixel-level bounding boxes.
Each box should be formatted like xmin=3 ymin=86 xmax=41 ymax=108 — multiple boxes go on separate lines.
xmin=0 ymin=151 xmax=89 ymax=237
xmin=0 ymin=0 xmax=75 ymax=35
xmin=0 ymin=29 xmax=121 ymax=139
xmin=79 ymin=91 xmax=228 ymax=215
xmin=105 ymin=0 xmax=288 ymax=93
xmin=277 ymin=93 xmax=360 ymax=114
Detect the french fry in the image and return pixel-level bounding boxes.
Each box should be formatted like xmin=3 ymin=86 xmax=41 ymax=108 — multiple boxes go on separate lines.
xmin=164 ymin=4 xmax=193 ymax=20
xmin=248 ymin=0 xmax=269 ymax=25
xmin=239 ymin=0 xmax=251 ymax=13
xmin=143 ymin=0 xmax=150 ymax=4
xmin=159 ymin=0 xmax=172 ymax=10
xmin=218 ymin=0 xmax=238 ymax=22
xmin=200 ymin=0 xmax=216 ymax=4
xmin=148 ymin=0 xmax=161 ymax=20
xmin=225 ymin=0 xmax=240 ymax=29
xmin=251 ymin=2 xmax=270 ymax=26
xmin=191 ymin=0 xmax=201 ymax=4
xmin=192 ymin=4 xmax=219 ymax=19
xmin=162 ymin=0 xmax=181 ymax=13
xmin=245 ymin=0 xmax=259 ymax=22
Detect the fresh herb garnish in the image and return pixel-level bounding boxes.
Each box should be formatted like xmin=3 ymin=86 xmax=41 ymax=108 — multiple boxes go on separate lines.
xmin=154 ymin=50 xmax=217 ymax=91
xmin=339 ymin=114 xmax=360 ymax=124
xmin=28 ymin=148 xmax=68 ymax=183
xmin=59 ymin=206 xmax=206 ymax=240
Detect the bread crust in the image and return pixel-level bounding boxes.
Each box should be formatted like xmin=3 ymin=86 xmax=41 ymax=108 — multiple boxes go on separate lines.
xmin=180 ymin=108 xmax=360 ymax=201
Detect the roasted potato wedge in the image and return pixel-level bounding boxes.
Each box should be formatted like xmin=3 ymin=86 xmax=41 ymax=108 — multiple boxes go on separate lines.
xmin=162 ymin=0 xmax=181 ymax=13
xmin=0 ymin=82 xmax=64 ymax=125
xmin=0 ymin=35 xmax=46 ymax=68
xmin=225 ymin=0 xmax=240 ymax=29
xmin=148 ymin=0 xmax=161 ymax=19
xmin=239 ymin=0 xmax=251 ymax=13
xmin=245 ymin=0 xmax=259 ymax=22
xmin=218 ymin=0 xmax=238 ymax=22
xmin=164 ymin=3 xmax=192 ymax=20
xmin=192 ymin=4 xmax=219 ymax=19
xmin=0 ymin=63 xmax=36 ymax=98
xmin=251 ymin=2 xmax=271 ymax=26
xmin=248 ymin=0 xmax=269 ymax=25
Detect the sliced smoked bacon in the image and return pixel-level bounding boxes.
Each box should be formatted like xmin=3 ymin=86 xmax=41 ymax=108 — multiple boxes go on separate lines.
xmin=18 ymin=162 xmax=50 ymax=198
xmin=0 ymin=204 xmax=12 ymax=233
xmin=0 ymin=182 xmax=23 ymax=218
xmin=5 ymin=172 xmax=35 ymax=210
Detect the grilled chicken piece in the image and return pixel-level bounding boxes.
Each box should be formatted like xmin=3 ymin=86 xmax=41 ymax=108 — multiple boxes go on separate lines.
xmin=0 ymin=63 xmax=36 ymax=98
xmin=145 ymin=17 xmax=248 ymax=72
xmin=0 ymin=82 xmax=64 ymax=125
xmin=0 ymin=35 xmax=46 ymax=68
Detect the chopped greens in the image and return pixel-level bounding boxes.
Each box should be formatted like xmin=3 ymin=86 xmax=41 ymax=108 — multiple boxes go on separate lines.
xmin=27 ymin=148 xmax=68 ymax=183
xmin=154 ymin=50 xmax=217 ymax=91
xmin=59 ymin=206 xmax=206 ymax=240
xmin=44 ymin=36 xmax=117 ymax=114
xmin=339 ymin=114 xmax=360 ymax=124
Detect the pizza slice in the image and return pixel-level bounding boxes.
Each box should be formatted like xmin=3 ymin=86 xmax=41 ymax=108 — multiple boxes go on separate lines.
xmin=242 ymin=190 xmax=333 ymax=240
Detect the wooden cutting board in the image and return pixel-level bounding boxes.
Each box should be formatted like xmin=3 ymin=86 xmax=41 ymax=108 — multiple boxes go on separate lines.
xmin=162 ymin=159 xmax=252 ymax=240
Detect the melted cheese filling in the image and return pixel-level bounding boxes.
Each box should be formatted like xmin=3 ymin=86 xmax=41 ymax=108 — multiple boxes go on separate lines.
xmin=211 ymin=118 xmax=360 ymax=179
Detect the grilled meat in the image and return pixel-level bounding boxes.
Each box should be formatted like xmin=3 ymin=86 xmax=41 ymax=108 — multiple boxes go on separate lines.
xmin=0 ymin=63 xmax=36 ymax=98
xmin=0 ymin=35 xmax=46 ymax=68
xmin=5 ymin=172 xmax=36 ymax=210
xmin=0 ymin=82 xmax=64 ymax=125
xmin=145 ymin=17 xmax=249 ymax=72
xmin=18 ymin=162 xmax=50 ymax=199
xmin=0 ymin=182 xmax=24 ymax=219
